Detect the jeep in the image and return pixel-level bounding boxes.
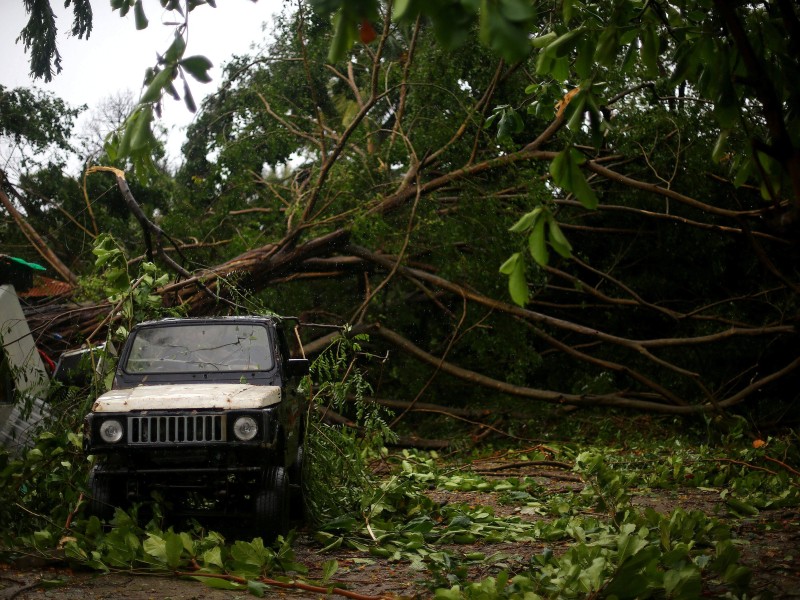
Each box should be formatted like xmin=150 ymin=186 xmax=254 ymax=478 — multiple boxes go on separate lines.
xmin=83 ymin=316 xmax=308 ymax=538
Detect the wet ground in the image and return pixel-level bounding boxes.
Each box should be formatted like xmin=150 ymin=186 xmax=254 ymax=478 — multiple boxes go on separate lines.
xmin=2 ymin=464 xmax=799 ymax=599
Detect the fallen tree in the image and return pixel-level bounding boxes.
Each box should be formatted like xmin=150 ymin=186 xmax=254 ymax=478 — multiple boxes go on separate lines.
xmin=9 ymin=4 xmax=799 ymax=422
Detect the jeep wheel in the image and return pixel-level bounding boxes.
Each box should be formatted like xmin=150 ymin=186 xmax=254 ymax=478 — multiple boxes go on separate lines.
xmin=255 ymin=466 xmax=289 ymax=540
xmin=87 ymin=470 xmax=115 ymax=521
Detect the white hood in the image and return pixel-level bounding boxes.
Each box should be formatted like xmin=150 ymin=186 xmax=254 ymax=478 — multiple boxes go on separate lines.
xmin=93 ymin=383 xmax=281 ymax=413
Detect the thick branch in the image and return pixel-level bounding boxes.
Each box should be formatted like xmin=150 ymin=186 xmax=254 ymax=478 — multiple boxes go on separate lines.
xmin=348 ymin=246 xmax=792 ymax=351
xmin=371 ymin=324 xmax=704 ymax=413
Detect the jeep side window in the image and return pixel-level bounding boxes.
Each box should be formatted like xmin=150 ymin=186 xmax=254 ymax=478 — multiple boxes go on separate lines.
xmin=124 ymin=324 xmax=274 ymax=373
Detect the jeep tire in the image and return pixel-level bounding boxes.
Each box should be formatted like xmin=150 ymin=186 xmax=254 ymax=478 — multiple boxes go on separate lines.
xmin=255 ymin=466 xmax=289 ymax=540
xmin=87 ymin=469 xmax=115 ymax=521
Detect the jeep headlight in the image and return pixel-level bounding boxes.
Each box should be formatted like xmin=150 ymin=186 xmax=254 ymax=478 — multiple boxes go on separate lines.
xmin=99 ymin=419 xmax=124 ymax=443
xmin=233 ymin=416 xmax=258 ymax=441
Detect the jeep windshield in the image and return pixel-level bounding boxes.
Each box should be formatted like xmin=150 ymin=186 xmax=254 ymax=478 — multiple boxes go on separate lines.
xmin=122 ymin=322 xmax=274 ymax=374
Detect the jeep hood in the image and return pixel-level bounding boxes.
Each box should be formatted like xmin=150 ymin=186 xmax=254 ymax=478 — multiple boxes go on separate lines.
xmin=92 ymin=383 xmax=282 ymax=413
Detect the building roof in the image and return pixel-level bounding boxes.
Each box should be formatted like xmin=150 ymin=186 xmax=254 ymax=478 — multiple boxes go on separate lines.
xmin=17 ymin=275 xmax=74 ymax=299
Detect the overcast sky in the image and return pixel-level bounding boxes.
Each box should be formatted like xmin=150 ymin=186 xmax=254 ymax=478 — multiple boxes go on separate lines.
xmin=1 ymin=0 xmax=284 ymax=164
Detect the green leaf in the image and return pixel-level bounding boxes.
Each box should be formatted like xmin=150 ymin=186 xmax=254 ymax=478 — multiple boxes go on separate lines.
xmin=143 ymin=534 xmax=167 ymax=563
xmin=725 ymin=496 xmax=759 ymax=516
xmin=183 ymin=80 xmax=197 ymax=113
xmin=733 ymin=157 xmax=753 ymax=188
xmin=570 ymin=165 xmax=599 ymax=209
xmin=604 ymin=572 xmax=653 ymax=599
xmin=26 ymin=448 xmax=44 ymax=461
xmin=180 ymin=55 xmax=213 ymax=83
xmin=531 ymin=31 xmax=557 ymax=48
xmin=544 ymin=28 xmax=583 ymax=58
xmin=550 ymin=148 xmax=569 ymax=184
xmin=574 ymin=35 xmax=596 ymax=78
xmin=595 ymin=26 xmax=619 ymax=67
xmin=548 ymin=217 xmax=573 ymax=258
xmin=133 ymin=0 xmax=148 ymax=30
xmin=508 ymin=255 xmax=529 ymax=305
xmin=640 ymin=25 xmax=659 ymax=76
xmin=722 ymin=564 xmax=752 ymax=592
xmin=509 ymin=207 xmax=542 ymax=232
xmin=329 ymin=11 xmax=358 ymax=63
xmin=582 ymin=556 xmax=607 ymax=591
xmin=129 ymin=106 xmax=153 ymax=151
xmin=498 ymin=0 xmax=536 ymax=22
xmin=499 ymin=252 xmax=519 ymax=275
xmin=435 ymin=587 xmax=464 ymax=600
xmin=393 ymin=0 xmax=414 ymax=20
xmin=165 ymin=532 xmax=184 ymax=569
xmin=247 ymin=580 xmax=269 ymax=597
xmin=495 ymin=105 xmax=524 ymax=142
xmin=566 ymin=91 xmax=587 ymax=132
xmin=33 ymin=530 xmax=53 ymax=546
xmin=164 ymin=33 xmax=187 ymax=63
xmin=322 ymin=559 xmax=339 ymax=583
xmin=528 ymin=216 xmax=548 ymax=266
xmin=616 ymin=530 xmax=648 ymax=564
xmin=551 ymin=56 xmax=570 ymax=82
xmin=562 ymin=0 xmax=574 ymax=23
xmin=550 ymin=148 xmax=598 ymax=209
xmin=479 ymin=3 xmax=531 ymax=63
xmin=140 ymin=67 xmax=173 ymax=104
xmin=664 ymin=565 xmax=701 ymax=599
xmin=202 ymin=546 xmax=224 ymax=569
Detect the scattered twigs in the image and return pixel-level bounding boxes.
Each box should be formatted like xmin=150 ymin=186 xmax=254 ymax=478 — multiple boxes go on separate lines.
xmin=479 ymin=460 xmax=574 ymax=472
xmin=177 ymin=570 xmax=392 ymax=600
xmin=470 ymin=445 xmax=561 ymax=462
xmin=471 ymin=469 xmax=583 ymax=483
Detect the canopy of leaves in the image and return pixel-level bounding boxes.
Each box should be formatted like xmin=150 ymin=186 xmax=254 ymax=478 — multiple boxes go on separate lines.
xmin=313 ymin=0 xmax=800 ymax=222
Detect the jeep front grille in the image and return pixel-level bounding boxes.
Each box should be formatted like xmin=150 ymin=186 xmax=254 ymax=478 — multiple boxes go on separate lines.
xmin=128 ymin=414 xmax=225 ymax=444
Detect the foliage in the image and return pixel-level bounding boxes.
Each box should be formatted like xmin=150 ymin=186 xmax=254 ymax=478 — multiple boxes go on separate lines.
xmin=299 ymin=0 xmax=800 ymax=357
xmin=62 ymin=512 xmax=305 ymax=580
xmin=315 ymin=0 xmax=800 ymax=214
xmin=2 ymin=402 xmax=798 ymax=596
xmin=303 ymin=330 xmax=397 ymax=524
xmin=5 ymin=0 xmax=799 ymax=426
xmin=85 ymin=233 xmax=181 ymax=341
xmin=16 ymin=0 xmax=93 ymax=82
xmin=0 ymin=430 xmax=86 ymax=549
xmin=0 ymin=85 xmax=83 ymax=158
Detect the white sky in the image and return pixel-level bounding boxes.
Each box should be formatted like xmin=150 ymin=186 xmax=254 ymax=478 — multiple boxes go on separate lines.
xmin=1 ymin=0 xmax=284 ymax=166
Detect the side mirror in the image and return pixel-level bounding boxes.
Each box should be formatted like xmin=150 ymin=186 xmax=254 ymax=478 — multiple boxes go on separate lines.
xmin=285 ymin=358 xmax=310 ymax=378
